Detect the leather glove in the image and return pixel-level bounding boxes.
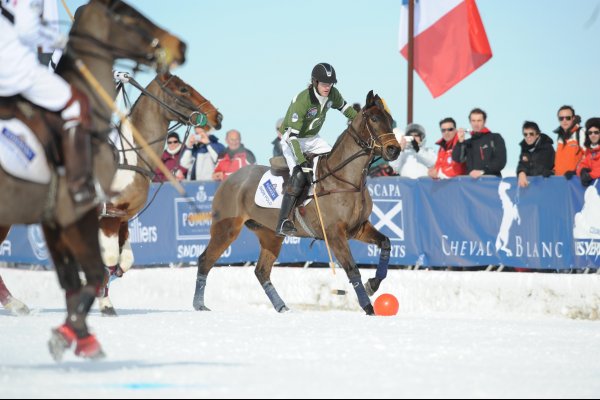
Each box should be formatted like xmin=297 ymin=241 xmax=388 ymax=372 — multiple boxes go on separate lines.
xmin=580 ymin=168 xmax=594 ymax=187
xmin=564 ymin=170 xmax=576 ymax=180
xmin=299 ymin=161 xmax=314 ymax=183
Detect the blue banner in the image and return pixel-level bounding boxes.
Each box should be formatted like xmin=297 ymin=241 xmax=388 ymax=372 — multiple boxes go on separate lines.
xmin=1 ymin=177 xmax=598 ymax=269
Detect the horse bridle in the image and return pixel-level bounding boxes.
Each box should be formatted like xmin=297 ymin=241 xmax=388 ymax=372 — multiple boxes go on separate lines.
xmin=127 ymin=75 xmax=211 ymax=127
xmin=315 ymin=108 xmax=396 ymax=196
xmin=114 ymin=73 xmax=218 ymax=180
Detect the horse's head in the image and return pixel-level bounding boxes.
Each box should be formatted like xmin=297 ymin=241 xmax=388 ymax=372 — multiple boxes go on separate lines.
xmin=350 ymin=90 xmax=401 ymax=161
xmin=71 ymin=0 xmax=187 ymax=73
xmin=154 ymin=73 xmax=223 ymax=130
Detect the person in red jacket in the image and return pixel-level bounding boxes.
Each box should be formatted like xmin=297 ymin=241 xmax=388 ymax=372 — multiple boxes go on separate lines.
xmin=212 ymin=129 xmax=256 ymax=181
xmin=577 ymin=118 xmax=600 ymax=187
xmin=428 ymin=117 xmax=466 ymax=179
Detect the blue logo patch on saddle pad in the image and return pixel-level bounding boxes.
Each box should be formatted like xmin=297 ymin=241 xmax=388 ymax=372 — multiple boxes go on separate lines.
xmin=0 ymin=118 xmax=51 ymax=184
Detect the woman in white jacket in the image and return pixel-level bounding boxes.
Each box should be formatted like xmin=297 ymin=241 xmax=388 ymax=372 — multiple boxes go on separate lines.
xmin=389 ymin=123 xmax=437 ymax=178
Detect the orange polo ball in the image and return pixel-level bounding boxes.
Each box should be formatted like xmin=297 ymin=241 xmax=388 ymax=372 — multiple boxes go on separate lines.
xmin=373 ymin=293 xmax=399 ymax=316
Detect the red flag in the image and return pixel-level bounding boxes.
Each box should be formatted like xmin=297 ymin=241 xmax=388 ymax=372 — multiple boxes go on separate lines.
xmin=399 ymin=0 xmax=493 ymax=98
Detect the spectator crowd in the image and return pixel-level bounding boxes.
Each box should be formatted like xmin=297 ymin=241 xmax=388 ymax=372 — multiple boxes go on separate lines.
xmin=153 ymin=104 xmax=599 ymax=194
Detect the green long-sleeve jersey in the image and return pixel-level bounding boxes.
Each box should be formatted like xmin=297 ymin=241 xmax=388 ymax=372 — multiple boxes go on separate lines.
xmin=279 ymin=86 xmax=357 ymax=164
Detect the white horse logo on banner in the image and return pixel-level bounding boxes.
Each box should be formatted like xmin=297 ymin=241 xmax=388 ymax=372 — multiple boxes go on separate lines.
xmin=573 ymin=182 xmax=600 ymax=239
xmin=496 ymin=181 xmax=521 ymax=256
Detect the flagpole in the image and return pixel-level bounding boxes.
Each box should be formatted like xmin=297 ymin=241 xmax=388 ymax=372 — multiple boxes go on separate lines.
xmin=407 ymin=0 xmax=415 ymax=124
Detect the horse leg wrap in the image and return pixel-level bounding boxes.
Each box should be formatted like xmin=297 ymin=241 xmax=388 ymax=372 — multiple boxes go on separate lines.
xmin=349 ymin=276 xmax=371 ymax=311
xmin=68 ymin=286 xmax=96 ymax=338
xmin=262 ymin=281 xmax=288 ymax=312
xmin=364 ymin=278 xmax=381 ymax=297
xmin=375 ymin=237 xmax=391 ymax=280
xmin=193 ymin=274 xmax=208 ymax=310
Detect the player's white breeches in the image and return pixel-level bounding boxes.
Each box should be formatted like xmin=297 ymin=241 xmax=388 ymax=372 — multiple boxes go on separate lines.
xmin=281 ymin=134 xmax=331 ymax=172
xmin=0 ymin=20 xmax=70 ymax=111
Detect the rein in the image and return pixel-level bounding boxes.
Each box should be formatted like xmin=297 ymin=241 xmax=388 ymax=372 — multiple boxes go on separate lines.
xmin=127 ymin=76 xmax=207 ymax=127
xmin=314 ymin=110 xmax=396 ymax=197
xmin=111 ymin=78 xmax=196 ymax=179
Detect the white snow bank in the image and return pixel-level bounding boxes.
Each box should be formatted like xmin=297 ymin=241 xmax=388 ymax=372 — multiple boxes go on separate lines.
xmin=2 ymin=267 xmax=599 ymax=320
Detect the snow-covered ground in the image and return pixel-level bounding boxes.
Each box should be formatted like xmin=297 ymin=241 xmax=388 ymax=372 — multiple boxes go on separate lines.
xmin=1 ymin=266 xmax=600 ymax=398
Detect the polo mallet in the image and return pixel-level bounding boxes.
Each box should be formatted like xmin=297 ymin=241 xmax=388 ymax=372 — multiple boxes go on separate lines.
xmin=312 ymin=191 xmax=347 ymax=296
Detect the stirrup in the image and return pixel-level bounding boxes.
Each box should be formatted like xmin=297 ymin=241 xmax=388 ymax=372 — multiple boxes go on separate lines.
xmin=276 ymin=219 xmax=297 ymax=237
xmin=99 ymin=203 xmax=127 ymax=218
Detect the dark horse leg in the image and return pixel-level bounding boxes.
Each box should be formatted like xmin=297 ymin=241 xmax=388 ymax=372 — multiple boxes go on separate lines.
xmin=193 ymin=217 xmax=244 ymax=311
xmin=246 ymin=222 xmax=288 ymax=312
xmin=44 ymin=209 xmax=107 ymax=361
xmin=0 ymin=226 xmax=30 ymax=315
xmin=353 ymin=221 xmax=391 ymax=297
xmin=328 ymin=222 xmax=375 ymax=315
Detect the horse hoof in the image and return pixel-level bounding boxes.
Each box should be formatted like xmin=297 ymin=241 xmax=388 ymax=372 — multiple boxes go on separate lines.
xmin=4 ymin=297 xmax=30 ymax=316
xmin=194 ymin=305 xmax=211 ymax=311
xmin=100 ymin=307 xmax=118 ymax=317
xmin=363 ymin=304 xmax=375 ymax=316
xmin=48 ymin=325 xmax=77 ymax=362
xmin=277 ymin=305 xmax=290 ymax=313
xmin=75 ymin=334 xmax=106 ymax=360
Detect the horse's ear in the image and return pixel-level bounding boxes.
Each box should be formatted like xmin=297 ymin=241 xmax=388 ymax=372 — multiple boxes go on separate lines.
xmin=365 ymin=90 xmax=375 ymax=107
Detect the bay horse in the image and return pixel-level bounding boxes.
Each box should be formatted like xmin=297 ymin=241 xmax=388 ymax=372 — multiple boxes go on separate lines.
xmin=97 ymin=73 xmax=223 ymax=316
xmin=0 ymin=0 xmax=186 ymax=360
xmin=192 ymin=91 xmax=401 ymax=315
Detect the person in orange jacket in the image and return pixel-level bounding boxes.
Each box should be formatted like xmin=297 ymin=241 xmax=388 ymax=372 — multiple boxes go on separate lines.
xmin=554 ymin=105 xmax=584 ymax=178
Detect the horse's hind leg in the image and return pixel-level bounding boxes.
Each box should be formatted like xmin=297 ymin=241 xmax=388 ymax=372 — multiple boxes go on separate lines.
xmin=193 ymin=217 xmax=245 ymax=311
xmin=248 ymin=223 xmax=287 ymax=312
xmin=353 ymin=221 xmax=391 ymax=296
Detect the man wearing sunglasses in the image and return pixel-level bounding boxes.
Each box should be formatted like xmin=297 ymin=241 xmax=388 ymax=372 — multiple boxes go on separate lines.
xmin=554 ymin=105 xmax=584 ymax=177
xmin=429 ymin=117 xmax=466 ymax=179
xmin=576 ymin=118 xmax=600 ymax=187
xmin=517 ymin=121 xmax=555 ymax=188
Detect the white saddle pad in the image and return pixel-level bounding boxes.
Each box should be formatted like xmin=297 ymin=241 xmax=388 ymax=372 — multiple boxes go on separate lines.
xmin=254 ymin=157 xmax=320 ymax=209
xmin=0 ymin=119 xmax=51 ymax=184
xmin=255 ymin=171 xmax=285 ymax=208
